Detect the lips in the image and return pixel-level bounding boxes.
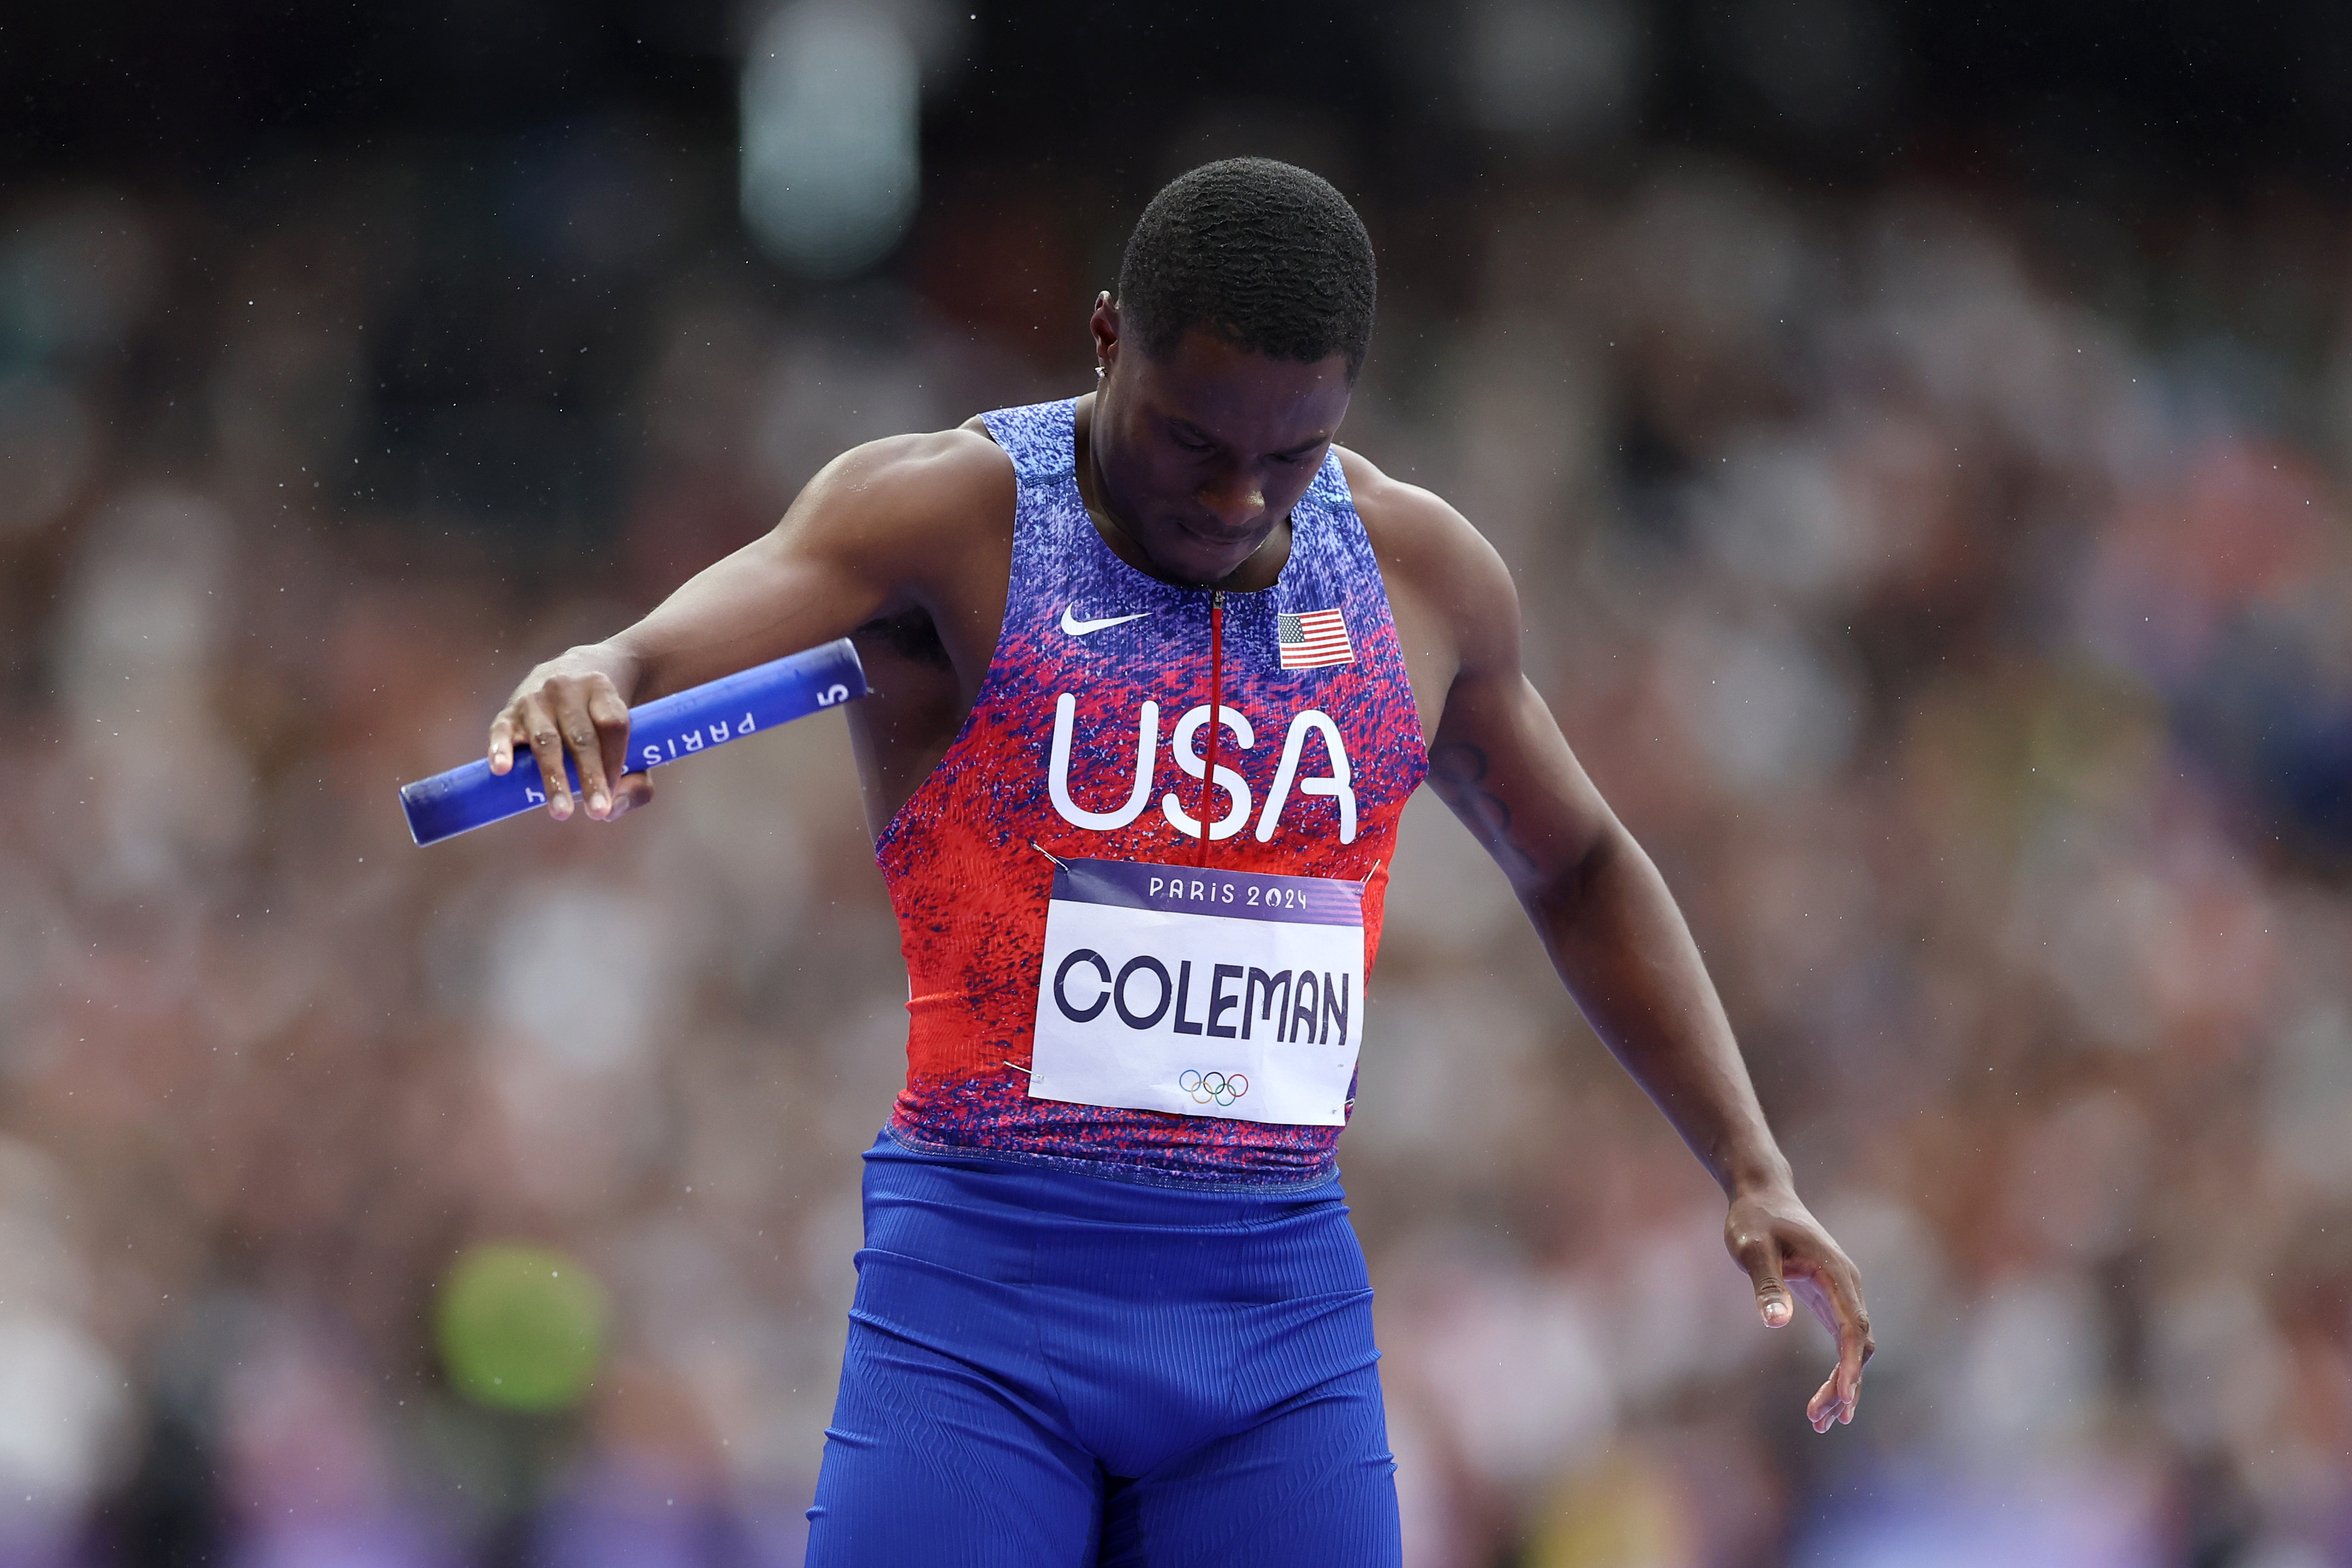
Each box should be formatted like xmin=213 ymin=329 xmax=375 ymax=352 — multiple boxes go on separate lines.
xmin=1175 ymin=515 xmax=1262 ymax=551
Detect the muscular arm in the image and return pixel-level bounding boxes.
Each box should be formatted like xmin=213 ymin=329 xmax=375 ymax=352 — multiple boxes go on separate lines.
xmin=486 ymin=428 xmax=1010 ymax=820
xmin=1354 ymin=456 xmax=1873 ymax=1433
xmin=1427 ymin=673 xmax=1792 ymax=1196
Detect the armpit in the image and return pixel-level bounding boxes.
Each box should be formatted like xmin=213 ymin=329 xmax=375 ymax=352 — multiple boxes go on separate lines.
xmin=855 ymin=605 xmax=954 ymax=671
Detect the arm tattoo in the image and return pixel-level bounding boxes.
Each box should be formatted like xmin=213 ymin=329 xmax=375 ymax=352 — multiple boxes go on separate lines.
xmin=1428 ymin=741 xmax=1539 ymax=880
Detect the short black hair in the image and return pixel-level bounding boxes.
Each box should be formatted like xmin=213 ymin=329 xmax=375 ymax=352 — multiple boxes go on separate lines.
xmin=1116 ymin=158 xmax=1376 ymax=382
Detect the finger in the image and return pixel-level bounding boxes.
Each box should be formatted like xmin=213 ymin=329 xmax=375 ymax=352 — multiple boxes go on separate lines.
xmin=1728 ymin=1227 xmax=1793 ymax=1328
xmin=1808 ymin=1371 xmax=1843 ymax=1433
xmin=488 ymin=709 xmax=521 ymax=775
xmin=1805 ymin=1254 xmax=1872 ymax=1403
xmin=1828 ymin=1270 xmax=1873 ymax=1424
xmin=516 ymin=693 xmax=572 ymax=820
xmin=1794 ymin=1261 xmax=1872 ymax=1428
xmin=583 ymin=681 xmax=632 ymax=819
xmin=607 ymin=771 xmax=655 ymax=819
xmin=550 ymin=682 xmax=612 ymax=821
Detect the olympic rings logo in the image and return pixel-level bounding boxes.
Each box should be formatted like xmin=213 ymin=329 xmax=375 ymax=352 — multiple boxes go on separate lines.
xmin=1180 ymin=1069 xmax=1249 ymax=1107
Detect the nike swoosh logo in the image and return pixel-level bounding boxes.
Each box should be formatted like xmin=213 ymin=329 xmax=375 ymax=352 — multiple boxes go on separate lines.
xmin=1061 ymin=605 xmax=1153 ymax=637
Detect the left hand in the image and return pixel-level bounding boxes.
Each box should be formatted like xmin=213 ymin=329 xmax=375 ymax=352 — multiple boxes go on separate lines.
xmin=1725 ymin=1186 xmax=1873 ymax=1433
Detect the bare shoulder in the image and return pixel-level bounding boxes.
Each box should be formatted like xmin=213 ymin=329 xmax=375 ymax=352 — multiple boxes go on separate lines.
xmin=800 ymin=424 xmax=1012 ymax=530
xmin=1337 ymin=447 xmax=1510 ymax=588
xmin=1334 ymin=445 xmax=1519 ymax=670
xmin=766 ymin=423 xmax=1017 ymax=601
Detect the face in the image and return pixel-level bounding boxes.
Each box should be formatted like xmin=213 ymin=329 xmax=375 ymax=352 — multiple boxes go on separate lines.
xmin=1089 ymin=298 xmax=1353 ymax=588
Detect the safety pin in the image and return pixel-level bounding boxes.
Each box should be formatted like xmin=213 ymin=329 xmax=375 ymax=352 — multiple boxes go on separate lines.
xmin=1030 ymin=840 xmax=1070 ymax=870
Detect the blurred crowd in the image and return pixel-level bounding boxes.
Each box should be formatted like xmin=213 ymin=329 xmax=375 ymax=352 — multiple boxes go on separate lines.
xmin=4 ymin=97 xmax=2351 ymax=1568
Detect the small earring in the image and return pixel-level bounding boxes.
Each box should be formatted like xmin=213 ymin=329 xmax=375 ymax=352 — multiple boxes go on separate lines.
xmin=1095 ymin=366 xmax=1105 ymax=379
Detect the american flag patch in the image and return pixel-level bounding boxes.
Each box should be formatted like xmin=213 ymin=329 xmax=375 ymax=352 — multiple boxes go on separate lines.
xmin=1277 ymin=608 xmax=1353 ymax=669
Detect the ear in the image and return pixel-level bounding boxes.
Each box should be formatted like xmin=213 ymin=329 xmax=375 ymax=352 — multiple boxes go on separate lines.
xmin=1090 ymin=292 xmax=1120 ymax=375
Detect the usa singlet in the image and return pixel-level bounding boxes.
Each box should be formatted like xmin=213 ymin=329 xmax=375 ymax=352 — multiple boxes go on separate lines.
xmin=874 ymin=398 xmax=1427 ymax=1188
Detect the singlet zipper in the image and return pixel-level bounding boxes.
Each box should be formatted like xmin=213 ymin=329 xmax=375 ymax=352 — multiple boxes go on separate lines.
xmin=1196 ymin=589 xmax=1225 ymax=868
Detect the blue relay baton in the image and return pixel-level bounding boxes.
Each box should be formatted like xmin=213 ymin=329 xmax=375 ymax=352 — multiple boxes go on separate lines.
xmin=399 ymin=637 xmax=867 ymax=847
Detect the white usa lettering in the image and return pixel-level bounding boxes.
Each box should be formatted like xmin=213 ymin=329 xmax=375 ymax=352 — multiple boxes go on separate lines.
xmin=1046 ymin=696 xmax=1356 ymax=845
xmin=1257 ymin=710 xmax=1356 ymax=844
xmin=1049 ymin=693 xmax=1159 ymax=830
xmin=1161 ymin=704 xmax=1255 ymax=841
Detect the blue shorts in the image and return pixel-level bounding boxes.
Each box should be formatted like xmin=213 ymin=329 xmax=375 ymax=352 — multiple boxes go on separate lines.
xmin=804 ymin=1131 xmax=1401 ymax=1566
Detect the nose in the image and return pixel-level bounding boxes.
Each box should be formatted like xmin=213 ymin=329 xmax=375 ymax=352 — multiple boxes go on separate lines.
xmin=1196 ymin=467 xmax=1264 ymax=530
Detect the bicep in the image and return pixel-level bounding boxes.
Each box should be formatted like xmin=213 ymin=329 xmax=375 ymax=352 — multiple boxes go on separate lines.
xmin=1426 ymin=667 xmax=1620 ymax=896
xmin=620 ymin=435 xmax=988 ymax=699
xmin=624 ymin=525 xmax=889 ymax=699
xmin=1399 ymin=491 xmax=1620 ymax=895
xmin=1352 ymin=453 xmax=1625 ymax=894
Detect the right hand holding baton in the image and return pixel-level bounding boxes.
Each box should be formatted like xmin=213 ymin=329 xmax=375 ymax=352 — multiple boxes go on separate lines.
xmin=399 ymin=639 xmax=868 ymax=847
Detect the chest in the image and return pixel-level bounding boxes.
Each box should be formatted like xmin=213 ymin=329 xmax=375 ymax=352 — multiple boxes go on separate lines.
xmin=848 ymin=492 xmax=1444 ymax=840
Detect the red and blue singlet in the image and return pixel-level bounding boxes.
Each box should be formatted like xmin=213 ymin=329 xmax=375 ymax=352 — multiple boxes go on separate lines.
xmin=874 ymin=399 xmax=1428 ymax=1188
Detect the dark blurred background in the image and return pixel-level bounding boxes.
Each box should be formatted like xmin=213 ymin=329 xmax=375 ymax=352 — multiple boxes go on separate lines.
xmin=4 ymin=2 xmax=2351 ymax=1564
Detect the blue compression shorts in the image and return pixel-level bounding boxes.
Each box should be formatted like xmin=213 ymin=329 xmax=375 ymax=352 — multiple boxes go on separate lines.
xmin=804 ymin=1130 xmax=1402 ymax=1566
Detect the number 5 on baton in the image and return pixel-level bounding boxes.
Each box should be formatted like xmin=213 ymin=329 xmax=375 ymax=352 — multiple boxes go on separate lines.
xmin=398 ymin=639 xmax=868 ymax=847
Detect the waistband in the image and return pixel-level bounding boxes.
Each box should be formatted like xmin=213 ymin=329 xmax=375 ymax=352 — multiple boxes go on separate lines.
xmin=854 ymin=1126 xmax=1373 ymax=1332
xmin=869 ymin=1125 xmax=1344 ymax=1208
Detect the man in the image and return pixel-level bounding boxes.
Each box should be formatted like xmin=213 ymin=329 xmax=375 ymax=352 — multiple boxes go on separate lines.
xmin=489 ymin=159 xmax=1870 ymax=1564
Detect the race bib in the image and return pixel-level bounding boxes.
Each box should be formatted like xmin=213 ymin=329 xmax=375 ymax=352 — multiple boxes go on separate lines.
xmin=1028 ymin=857 xmax=1365 ymax=1127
